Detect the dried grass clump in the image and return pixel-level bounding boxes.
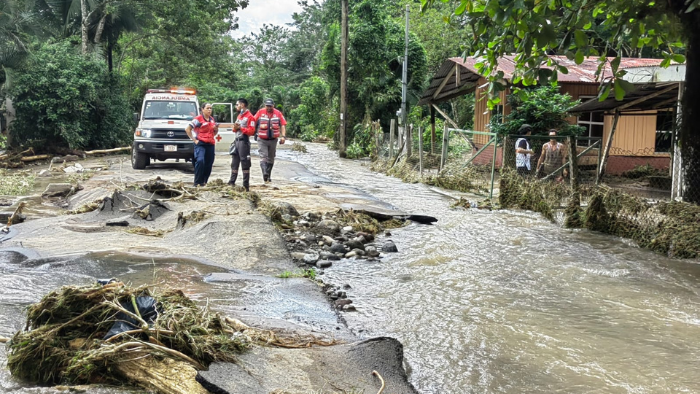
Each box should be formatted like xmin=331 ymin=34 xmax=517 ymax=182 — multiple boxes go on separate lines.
xmin=291 ymin=143 xmax=308 ymax=153
xmin=499 ymin=169 xmax=570 ymax=222
xmin=8 ymin=283 xmax=337 ymax=392
xmin=67 ymin=199 xmax=103 ymax=215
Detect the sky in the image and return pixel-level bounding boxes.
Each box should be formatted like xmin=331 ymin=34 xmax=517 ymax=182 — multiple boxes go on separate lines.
xmin=231 ymin=0 xmax=304 ymax=38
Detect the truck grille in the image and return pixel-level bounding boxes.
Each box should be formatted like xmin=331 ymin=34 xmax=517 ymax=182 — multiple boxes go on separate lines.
xmin=151 ymin=129 xmax=189 ymax=139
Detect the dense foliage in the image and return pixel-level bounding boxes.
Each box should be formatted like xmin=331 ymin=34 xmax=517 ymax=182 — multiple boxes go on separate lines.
xmin=9 ymin=41 xmax=132 ymax=150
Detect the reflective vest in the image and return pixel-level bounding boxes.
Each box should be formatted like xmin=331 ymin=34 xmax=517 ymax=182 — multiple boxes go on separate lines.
xmin=190 ymin=115 xmax=218 ymax=144
xmin=236 ymin=110 xmax=256 ymax=137
xmin=256 ymin=109 xmax=285 ymax=140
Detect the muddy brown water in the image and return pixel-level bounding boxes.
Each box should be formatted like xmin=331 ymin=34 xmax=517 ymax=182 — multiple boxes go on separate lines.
xmin=279 ymin=143 xmax=700 ymax=394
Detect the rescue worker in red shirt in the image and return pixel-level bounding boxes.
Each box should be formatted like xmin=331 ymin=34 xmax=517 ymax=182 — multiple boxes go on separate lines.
xmin=185 ymin=103 xmax=219 ymax=187
xmin=254 ymin=98 xmax=286 ymax=183
xmin=227 ymin=98 xmax=256 ymax=191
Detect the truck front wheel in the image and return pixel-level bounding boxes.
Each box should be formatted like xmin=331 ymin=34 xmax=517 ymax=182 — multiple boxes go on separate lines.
xmin=132 ymin=147 xmax=149 ymax=169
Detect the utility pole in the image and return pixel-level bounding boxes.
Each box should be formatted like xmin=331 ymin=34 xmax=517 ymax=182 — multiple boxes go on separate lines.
xmin=401 ymin=4 xmax=411 ymax=157
xmin=338 ymin=0 xmax=349 ymax=158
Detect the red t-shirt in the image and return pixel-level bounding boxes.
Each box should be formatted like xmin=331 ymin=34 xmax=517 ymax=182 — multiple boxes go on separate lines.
xmin=189 ymin=115 xmax=218 ymax=144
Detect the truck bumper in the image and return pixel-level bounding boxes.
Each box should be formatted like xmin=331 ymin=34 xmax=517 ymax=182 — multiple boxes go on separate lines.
xmin=133 ymin=140 xmax=194 ymax=160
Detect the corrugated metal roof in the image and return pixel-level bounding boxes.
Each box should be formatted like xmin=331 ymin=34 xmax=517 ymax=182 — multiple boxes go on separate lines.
xmin=418 ymin=55 xmax=668 ymax=106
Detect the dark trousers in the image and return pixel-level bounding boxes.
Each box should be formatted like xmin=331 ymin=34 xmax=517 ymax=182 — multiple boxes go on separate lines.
xmin=193 ymin=142 xmax=215 ymax=186
xmin=230 ymin=138 xmax=251 ymax=189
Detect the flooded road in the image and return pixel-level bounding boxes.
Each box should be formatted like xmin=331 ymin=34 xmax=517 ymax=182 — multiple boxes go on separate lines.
xmin=281 ymin=143 xmax=700 ymax=393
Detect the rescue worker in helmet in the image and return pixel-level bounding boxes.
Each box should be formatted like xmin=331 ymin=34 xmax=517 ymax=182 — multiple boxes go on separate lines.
xmin=228 ymin=98 xmax=256 ymax=191
xmin=254 ymin=98 xmax=286 ymax=183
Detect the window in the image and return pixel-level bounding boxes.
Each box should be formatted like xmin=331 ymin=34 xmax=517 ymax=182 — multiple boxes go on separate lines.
xmin=577 ymin=96 xmax=605 ymax=146
xmin=490 ymin=105 xmax=504 ymax=124
xmin=655 ymin=109 xmax=675 ymax=153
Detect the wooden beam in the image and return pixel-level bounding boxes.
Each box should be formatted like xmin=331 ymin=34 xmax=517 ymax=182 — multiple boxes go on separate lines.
xmin=431 ymin=104 xmax=458 ymax=128
xmin=455 ymin=65 xmax=461 ymax=87
xmin=617 ymin=84 xmax=677 ymax=111
xmin=432 ymin=65 xmax=457 ymax=99
xmin=651 ymin=96 xmax=679 ymax=109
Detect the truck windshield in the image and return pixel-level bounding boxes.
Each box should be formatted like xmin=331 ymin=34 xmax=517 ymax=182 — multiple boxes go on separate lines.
xmin=143 ymin=101 xmax=198 ymax=120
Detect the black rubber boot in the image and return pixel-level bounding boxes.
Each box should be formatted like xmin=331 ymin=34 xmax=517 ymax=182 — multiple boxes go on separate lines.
xmin=260 ymin=162 xmax=268 ymax=182
xmin=228 ymin=172 xmax=237 ymax=186
xmin=242 ymin=170 xmax=250 ymax=191
xmin=267 ymin=163 xmax=274 ymax=183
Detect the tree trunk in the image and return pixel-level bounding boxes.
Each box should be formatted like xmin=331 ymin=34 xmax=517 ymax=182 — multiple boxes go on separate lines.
xmin=94 ymin=15 xmax=107 ymax=44
xmin=680 ymin=11 xmax=700 ymax=204
xmin=108 ymin=40 xmax=114 ymax=73
xmin=81 ymin=0 xmax=89 ymax=54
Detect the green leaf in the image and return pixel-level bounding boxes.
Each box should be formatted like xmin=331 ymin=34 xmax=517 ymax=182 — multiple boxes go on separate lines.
xmin=599 ymin=83 xmax=612 ymax=101
xmin=455 ymin=1 xmax=467 ymax=15
xmin=660 ymin=58 xmax=671 ymax=68
xmin=610 ymin=57 xmax=621 ymax=73
xmin=672 ymin=54 xmax=686 ymax=63
xmin=575 ymin=50 xmax=584 ymax=65
xmin=583 ymin=22 xmax=592 ymax=29
xmin=574 ymin=30 xmax=587 ymax=48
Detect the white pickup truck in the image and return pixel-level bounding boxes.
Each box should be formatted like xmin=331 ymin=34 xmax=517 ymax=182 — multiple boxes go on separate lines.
xmin=131 ymin=88 xmax=234 ymax=169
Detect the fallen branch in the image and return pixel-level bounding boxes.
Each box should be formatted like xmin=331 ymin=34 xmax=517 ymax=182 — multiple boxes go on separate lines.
xmin=20 ymin=154 xmax=52 ymax=163
xmin=85 ymin=146 xmax=131 ymax=156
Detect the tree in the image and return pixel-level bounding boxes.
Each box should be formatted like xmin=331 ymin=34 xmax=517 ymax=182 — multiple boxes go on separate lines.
xmin=423 ymin=0 xmax=700 ymax=203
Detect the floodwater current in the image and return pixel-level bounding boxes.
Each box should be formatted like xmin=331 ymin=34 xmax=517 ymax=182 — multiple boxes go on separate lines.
xmin=279 ymin=143 xmax=700 ymax=394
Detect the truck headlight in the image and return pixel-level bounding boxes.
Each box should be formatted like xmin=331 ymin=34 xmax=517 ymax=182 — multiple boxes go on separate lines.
xmin=135 ymin=128 xmax=152 ymax=138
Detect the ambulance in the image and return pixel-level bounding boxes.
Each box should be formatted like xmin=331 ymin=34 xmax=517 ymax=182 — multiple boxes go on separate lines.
xmin=131 ymin=88 xmax=234 ymax=169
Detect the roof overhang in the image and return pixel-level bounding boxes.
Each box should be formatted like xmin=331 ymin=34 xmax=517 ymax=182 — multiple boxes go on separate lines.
xmin=569 ymin=82 xmax=681 ymax=114
xmin=417 ymin=59 xmax=481 ymax=106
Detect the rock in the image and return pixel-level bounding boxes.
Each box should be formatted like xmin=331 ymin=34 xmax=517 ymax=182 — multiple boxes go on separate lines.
xmin=329 ymin=242 xmax=347 ymax=254
xmin=343 ymin=305 xmax=357 ymax=312
xmin=335 ymin=299 xmax=352 ymax=307
xmin=381 ymin=240 xmax=398 ymax=253
xmin=314 ymin=220 xmax=340 ymax=236
xmin=345 ymin=239 xmax=364 ymax=251
xmin=281 ymin=214 xmax=293 ymax=222
xmin=345 ymin=251 xmax=357 ymax=258
xmin=341 ymin=226 xmax=353 ymax=234
xmin=271 ymin=201 xmax=299 ymax=217
xmin=302 ymin=212 xmax=321 ymax=221
xmin=42 ymin=183 xmax=75 ymax=198
xmin=366 ymin=246 xmax=380 ymax=257
xmin=320 ymin=252 xmax=340 ymax=261
xmin=316 ymin=260 xmax=333 ymax=269
xmin=0 ymin=199 xmax=12 ymax=207
xmin=303 ymin=233 xmax=317 ymax=243
xmin=351 ymin=248 xmax=365 ymax=256
xmin=338 ymin=291 xmax=347 ymax=299
xmin=357 ymin=232 xmax=375 ymax=242
xmin=303 ymin=252 xmax=320 ymax=265
xmin=297 ymin=219 xmax=310 ymax=227
xmin=290 ymin=252 xmax=307 ymax=261
xmin=38 ymin=169 xmax=51 ymax=177
xmin=342 ymin=284 xmax=352 ymax=289
xmin=322 ymin=235 xmax=335 ymax=244
xmin=385 ymin=231 xmax=392 ymax=236
xmin=354 ymin=235 xmax=367 ymax=244
xmin=63 ymin=163 xmax=84 ymax=173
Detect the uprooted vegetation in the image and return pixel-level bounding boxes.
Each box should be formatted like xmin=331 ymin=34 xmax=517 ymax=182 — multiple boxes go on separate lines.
xmin=7 ymin=282 xmax=337 ymax=393
xmin=0 ymin=169 xmax=36 ymax=195
xmin=499 ymin=169 xmax=700 ymax=258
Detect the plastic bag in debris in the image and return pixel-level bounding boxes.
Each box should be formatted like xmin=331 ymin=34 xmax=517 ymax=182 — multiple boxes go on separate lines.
xmin=104 ymin=296 xmax=158 ymax=340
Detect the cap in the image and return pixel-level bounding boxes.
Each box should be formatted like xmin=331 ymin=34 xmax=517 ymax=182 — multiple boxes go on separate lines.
xmin=518 ymin=124 xmax=532 ymax=133
xmin=549 ymin=130 xmax=557 ymax=136
xmin=264 ymin=98 xmax=275 ymax=106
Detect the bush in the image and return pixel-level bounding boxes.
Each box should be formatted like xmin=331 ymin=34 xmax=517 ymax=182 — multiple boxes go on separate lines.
xmin=489 ymin=86 xmax=584 ymax=136
xmin=9 ymin=41 xmax=132 ymax=151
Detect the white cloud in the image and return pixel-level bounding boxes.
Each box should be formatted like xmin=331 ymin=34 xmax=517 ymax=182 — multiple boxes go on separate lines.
xmin=231 ymin=0 xmax=303 ymax=38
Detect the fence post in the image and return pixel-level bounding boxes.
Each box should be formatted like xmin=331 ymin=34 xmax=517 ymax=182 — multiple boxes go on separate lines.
xmin=418 ymin=126 xmax=423 ymax=178
xmin=406 ymin=124 xmax=413 ymax=158
xmin=597 ymin=110 xmax=620 ymax=184
xmin=398 ymin=125 xmax=404 ymax=156
xmin=389 ymin=119 xmax=395 ymax=160
xmin=489 ymin=133 xmax=498 ymax=199
xmin=440 ymin=124 xmax=449 ymax=171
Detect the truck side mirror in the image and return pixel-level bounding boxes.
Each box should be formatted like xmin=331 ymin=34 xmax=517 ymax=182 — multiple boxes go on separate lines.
xmin=133 ymin=112 xmax=140 ymax=123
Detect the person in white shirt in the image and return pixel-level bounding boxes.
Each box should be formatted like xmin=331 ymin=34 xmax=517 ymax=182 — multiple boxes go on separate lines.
xmin=515 ymin=124 xmax=534 ymax=176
